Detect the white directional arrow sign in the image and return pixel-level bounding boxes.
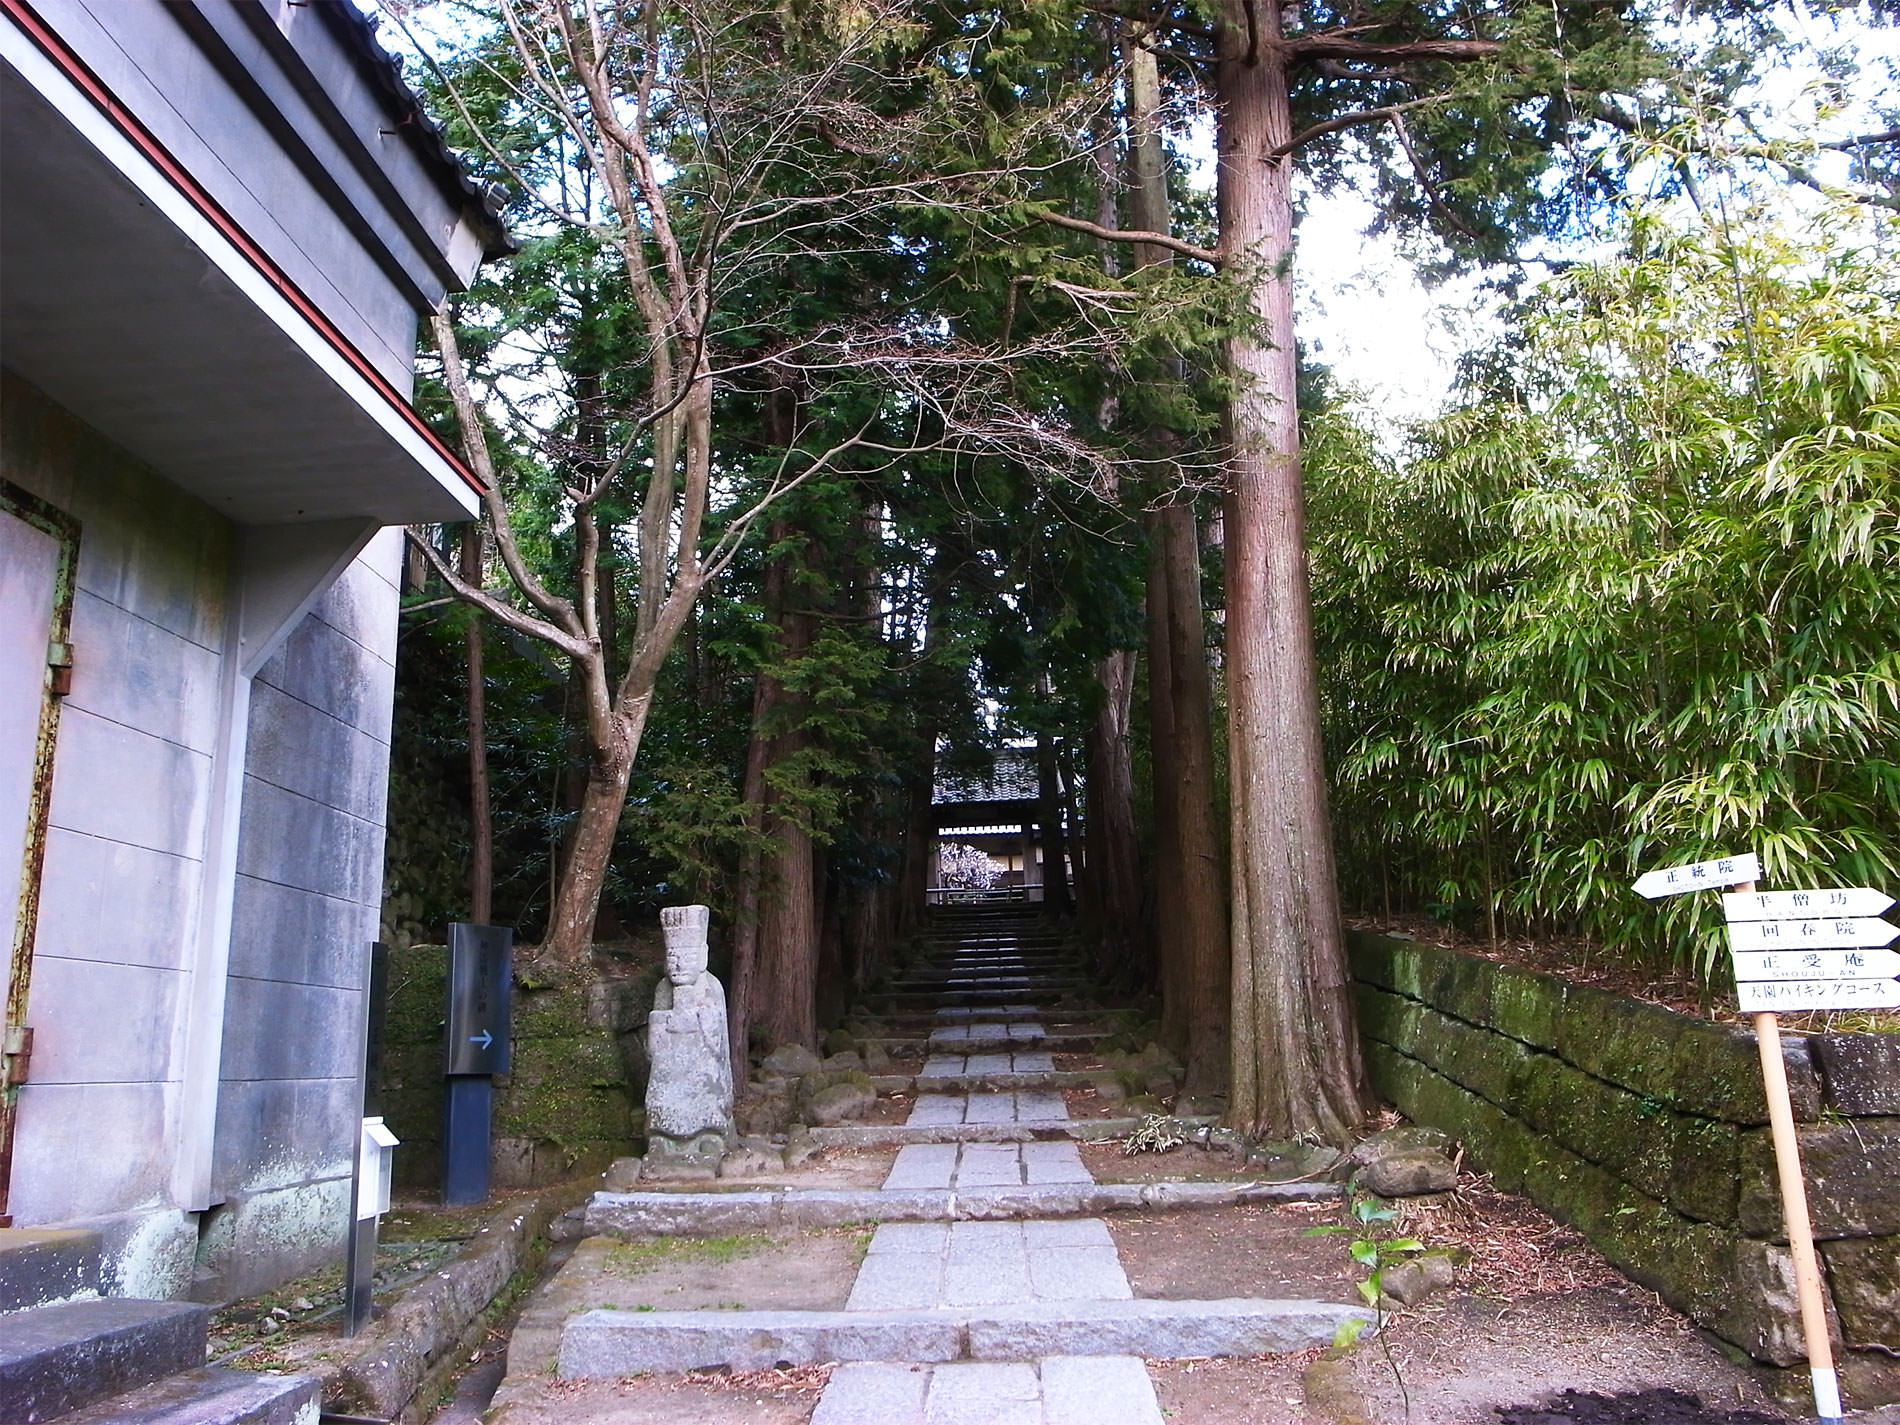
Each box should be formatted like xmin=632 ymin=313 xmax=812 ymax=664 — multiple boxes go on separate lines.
xmin=1727 ymin=917 xmax=1900 ymax=951
xmin=1631 ymin=852 xmax=1760 ymax=899
xmin=1736 ymin=978 xmax=1900 ymax=1012
xmin=1724 ymin=888 xmax=1895 ymax=921
xmin=1731 ymin=948 xmax=1900 ymax=982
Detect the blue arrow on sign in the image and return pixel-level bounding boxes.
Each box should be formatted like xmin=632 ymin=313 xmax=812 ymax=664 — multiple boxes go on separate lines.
xmin=469 ymin=1030 xmax=493 ymax=1049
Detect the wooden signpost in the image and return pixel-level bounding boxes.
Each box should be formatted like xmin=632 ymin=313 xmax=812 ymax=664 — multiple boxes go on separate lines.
xmin=1631 ymin=852 xmax=1900 ymax=1425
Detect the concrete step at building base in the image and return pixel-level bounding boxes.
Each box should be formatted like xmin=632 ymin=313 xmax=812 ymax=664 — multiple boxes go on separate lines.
xmin=0 ymin=1298 xmax=208 ymax=1423
xmin=558 ymin=1297 xmax=1371 ymax=1376
xmin=56 ymin=1367 xmax=320 ymax=1425
xmin=0 ymin=1230 xmax=103 ymax=1315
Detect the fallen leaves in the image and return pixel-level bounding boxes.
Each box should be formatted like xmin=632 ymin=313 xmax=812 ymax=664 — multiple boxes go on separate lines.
xmin=1400 ymin=1173 xmax=1625 ymax=1300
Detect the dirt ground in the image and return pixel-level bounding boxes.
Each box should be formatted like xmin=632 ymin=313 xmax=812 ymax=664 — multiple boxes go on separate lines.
xmin=475 ymin=1172 xmax=1830 ymax=1425
xmin=1110 ymin=1200 xmax=1364 ymax=1301
xmin=1082 ymin=1138 xmax=1277 ymax=1182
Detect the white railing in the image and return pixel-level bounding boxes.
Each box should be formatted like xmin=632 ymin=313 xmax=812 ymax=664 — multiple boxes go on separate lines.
xmin=925 ymin=884 xmax=1036 ymax=906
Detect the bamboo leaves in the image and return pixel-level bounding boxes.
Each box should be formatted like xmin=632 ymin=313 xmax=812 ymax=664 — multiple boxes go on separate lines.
xmin=1314 ymin=191 xmax=1899 ymax=983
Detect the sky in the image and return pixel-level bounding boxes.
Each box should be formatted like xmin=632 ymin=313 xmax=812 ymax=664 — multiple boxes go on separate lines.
xmin=1277 ymin=8 xmax=1899 ymax=428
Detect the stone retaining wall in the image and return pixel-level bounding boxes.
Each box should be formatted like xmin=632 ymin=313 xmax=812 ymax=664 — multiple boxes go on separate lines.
xmin=381 ymin=947 xmax=655 ymax=1190
xmin=1349 ymin=931 xmax=1900 ymax=1405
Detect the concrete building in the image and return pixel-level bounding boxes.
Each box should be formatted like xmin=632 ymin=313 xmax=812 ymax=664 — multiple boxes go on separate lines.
xmin=0 ymin=0 xmax=505 ymax=1301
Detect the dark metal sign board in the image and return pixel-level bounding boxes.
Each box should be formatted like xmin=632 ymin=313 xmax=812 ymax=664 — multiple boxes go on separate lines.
xmin=445 ymin=923 xmax=512 ymax=1075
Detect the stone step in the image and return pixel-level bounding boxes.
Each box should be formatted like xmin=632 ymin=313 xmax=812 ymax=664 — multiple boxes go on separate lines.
xmin=806 ymin=1115 xmax=1220 ymax=1147
xmin=558 ymin=1296 xmax=1370 ymax=1376
xmin=865 ymin=1033 xmax=1105 ymax=1054
xmin=873 ymin=1071 xmax=1098 ymax=1094
xmin=56 ymin=1367 xmax=320 ymax=1425
xmin=864 ymin=990 xmax=1093 ymax=1008
xmin=0 ymin=1229 xmax=103 ymax=1314
xmin=815 ymin=1356 xmax=1163 ymax=1425
xmin=0 ymin=1298 xmax=208 ymax=1423
xmin=584 ymin=1179 xmax=1338 ymax=1238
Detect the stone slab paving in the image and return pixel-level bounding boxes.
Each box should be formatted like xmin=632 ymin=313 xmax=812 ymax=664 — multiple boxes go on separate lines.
xmin=817 ymin=1003 xmax=1167 ymax=1422
xmin=928 ymin=1022 xmax=1048 ymax=1044
xmin=813 ymin=1357 xmax=1164 ymax=1425
xmin=906 ymin=1091 xmax=1069 ymax=1126
xmin=566 ymin=916 xmax=1363 ymax=1414
xmin=917 ymin=1050 xmax=1057 ymax=1077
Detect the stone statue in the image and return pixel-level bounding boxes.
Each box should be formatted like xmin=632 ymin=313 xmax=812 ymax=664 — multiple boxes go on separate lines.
xmin=644 ymin=905 xmax=734 ymax=1167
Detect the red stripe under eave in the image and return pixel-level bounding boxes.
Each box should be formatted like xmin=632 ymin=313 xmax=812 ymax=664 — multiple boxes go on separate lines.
xmin=1 ymin=0 xmax=487 ymax=500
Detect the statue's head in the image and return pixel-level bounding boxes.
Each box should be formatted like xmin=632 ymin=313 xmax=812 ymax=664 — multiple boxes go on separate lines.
xmin=660 ymin=904 xmax=712 ymax=986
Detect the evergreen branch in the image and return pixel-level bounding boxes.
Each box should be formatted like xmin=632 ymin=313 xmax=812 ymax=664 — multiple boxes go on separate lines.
xmin=1282 ymin=36 xmax=1503 ymax=64
xmin=1822 ymin=128 xmax=1900 ymax=151
xmin=1390 ymin=110 xmax=1482 ymax=240
xmin=1033 ymin=209 xmax=1222 ymax=266
xmin=1274 ymin=98 xmax=1443 ymax=158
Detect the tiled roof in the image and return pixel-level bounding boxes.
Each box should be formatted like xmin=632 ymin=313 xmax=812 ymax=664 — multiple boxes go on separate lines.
xmin=934 ymin=748 xmax=1038 ymax=805
xmin=325 ymin=2 xmax=514 ymax=258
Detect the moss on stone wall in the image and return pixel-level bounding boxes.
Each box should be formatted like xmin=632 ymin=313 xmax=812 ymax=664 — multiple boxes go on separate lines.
xmin=1350 ymin=930 xmax=1900 ymax=1403
xmin=379 ymin=945 xmax=657 ymax=1191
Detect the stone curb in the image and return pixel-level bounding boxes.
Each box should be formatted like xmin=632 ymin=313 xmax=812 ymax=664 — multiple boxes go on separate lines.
xmin=864 ymin=1034 xmax=1107 ymax=1054
xmin=871 ymin=1072 xmax=1099 ymax=1094
xmin=558 ymin=1297 xmax=1372 ymax=1375
xmin=583 ymin=1179 xmax=1342 ymax=1237
xmin=323 ymin=1183 xmax=587 ymax=1420
xmin=807 ymin=1115 xmax=1219 ymax=1146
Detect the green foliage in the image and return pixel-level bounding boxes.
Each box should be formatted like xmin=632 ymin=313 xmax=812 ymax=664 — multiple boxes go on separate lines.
xmin=1313 ymin=191 xmax=1900 ymax=985
xmin=1305 ymin=1193 xmax=1422 ymax=1400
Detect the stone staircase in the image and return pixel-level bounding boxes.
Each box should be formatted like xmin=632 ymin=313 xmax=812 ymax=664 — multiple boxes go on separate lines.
xmin=565 ymin=905 xmax=1370 ymax=1423
xmin=0 ymin=1229 xmax=319 ymax=1424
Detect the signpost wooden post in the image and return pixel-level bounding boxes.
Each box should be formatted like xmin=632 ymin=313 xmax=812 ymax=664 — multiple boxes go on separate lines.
xmin=1630 ymin=853 xmax=1900 ymax=1425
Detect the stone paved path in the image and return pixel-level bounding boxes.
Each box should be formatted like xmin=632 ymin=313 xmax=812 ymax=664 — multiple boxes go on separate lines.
xmin=812 ymin=920 xmax=1168 ymax=1424
xmin=558 ymin=905 xmax=1364 ymax=1417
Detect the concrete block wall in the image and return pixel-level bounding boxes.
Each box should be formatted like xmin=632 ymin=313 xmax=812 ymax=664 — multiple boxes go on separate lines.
xmin=198 ymin=529 xmax=403 ymax=1301
xmin=1350 ymin=930 xmax=1900 ymax=1405
xmin=4 ymin=373 xmax=408 ymax=1302
xmin=4 ymin=372 xmax=223 ymax=1297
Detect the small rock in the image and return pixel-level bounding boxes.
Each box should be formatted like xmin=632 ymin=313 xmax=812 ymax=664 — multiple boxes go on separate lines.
xmin=717 ymin=1145 xmax=782 ymax=1179
xmin=784 ymin=1128 xmax=822 ymax=1168
xmin=291 ymin=1297 xmax=314 ymax=1313
xmin=547 ymin=1207 xmax=587 ymax=1242
xmin=762 ymin=1043 xmax=823 ymax=1076
xmin=1352 ymin=1125 xmax=1459 ymax=1197
xmin=1091 ymin=1075 xmax=1127 ymax=1102
xmin=824 ymin=1028 xmax=858 ymax=1056
xmin=601 ymin=1156 xmax=644 ymax=1191
xmin=1378 ymin=1249 xmax=1458 ymax=1305
xmin=821 ymin=1051 xmax=865 ymax=1073
xmin=862 ymin=1042 xmax=891 ymax=1072
xmin=258 ymin=1318 xmax=282 ymax=1336
xmin=1143 ymin=1072 xmax=1179 ymax=1103
xmin=808 ymin=1081 xmax=876 ymax=1125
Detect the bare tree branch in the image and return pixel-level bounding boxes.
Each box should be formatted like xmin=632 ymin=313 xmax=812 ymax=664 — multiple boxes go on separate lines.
xmin=1033 ymin=209 xmax=1222 ymax=266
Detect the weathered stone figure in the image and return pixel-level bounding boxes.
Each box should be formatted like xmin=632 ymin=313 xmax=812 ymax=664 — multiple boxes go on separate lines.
xmin=644 ymin=904 xmax=734 ymax=1166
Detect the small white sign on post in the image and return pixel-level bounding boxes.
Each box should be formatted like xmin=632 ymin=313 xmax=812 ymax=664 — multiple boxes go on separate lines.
xmin=1735 ymin=978 xmax=1900 ymax=1012
xmin=1631 ymin=852 xmax=1760 ymax=899
xmin=1724 ymin=888 xmax=1895 ymax=921
xmin=1727 ymin=916 xmax=1900 ymax=952
xmin=1630 ymin=850 xmax=1848 ymax=1425
xmin=1731 ymin=948 xmax=1900 ymax=982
